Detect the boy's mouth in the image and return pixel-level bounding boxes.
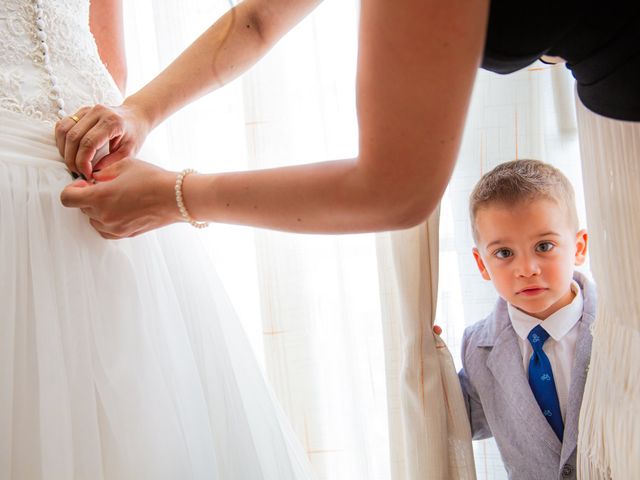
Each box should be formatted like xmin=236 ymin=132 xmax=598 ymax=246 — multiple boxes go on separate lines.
xmin=517 ymin=286 xmax=548 ymax=296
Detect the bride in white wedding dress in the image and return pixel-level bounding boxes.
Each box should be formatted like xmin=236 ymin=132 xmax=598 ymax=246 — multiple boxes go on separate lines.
xmin=0 ymin=1 xmax=312 ymax=479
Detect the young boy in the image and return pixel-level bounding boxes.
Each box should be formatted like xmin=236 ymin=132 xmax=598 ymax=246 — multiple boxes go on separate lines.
xmin=458 ymin=160 xmax=595 ymax=480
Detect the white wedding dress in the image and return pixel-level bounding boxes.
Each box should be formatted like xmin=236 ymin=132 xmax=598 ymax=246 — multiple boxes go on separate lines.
xmin=0 ymin=1 xmax=313 ymax=479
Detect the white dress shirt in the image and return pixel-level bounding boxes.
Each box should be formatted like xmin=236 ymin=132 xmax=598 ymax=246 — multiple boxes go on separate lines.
xmin=508 ymin=281 xmax=583 ymax=421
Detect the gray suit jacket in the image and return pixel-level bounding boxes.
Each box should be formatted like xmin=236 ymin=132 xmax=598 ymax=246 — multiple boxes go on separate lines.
xmin=458 ymin=272 xmax=596 ymax=480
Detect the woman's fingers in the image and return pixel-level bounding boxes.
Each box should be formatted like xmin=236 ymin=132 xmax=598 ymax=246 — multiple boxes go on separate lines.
xmin=93 ymin=146 xmax=130 ymax=171
xmin=54 ymin=117 xmax=75 ymax=157
xmin=76 ymin=191 xmax=124 ymax=239
xmin=92 ymin=157 xmax=128 ymax=182
xmin=58 ymin=104 xmax=128 ymax=179
xmin=54 ymin=107 xmax=90 ymax=160
xmin=63 ymin=113 xmax=101 ymax=177
xmin=61 ymin=161 xmax=154 ymax=240
xmin=89 ymin=218 xmax=110 ymax=237
xmin=56 ymin=103 xmax=148 ymax=180
xmin=62 ymin=158 xmax=176 ymax=239
xmin=60 ymin=179 xmax=94 ymax=208
xmin=74 ymin=108 xmax=127 ymax=178
xmin=89 ymin=218 xmax=121 ymax=239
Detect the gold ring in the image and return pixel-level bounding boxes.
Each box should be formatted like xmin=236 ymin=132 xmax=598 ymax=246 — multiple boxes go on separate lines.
xmin=70 ymin=115 xmax=80 ymax=123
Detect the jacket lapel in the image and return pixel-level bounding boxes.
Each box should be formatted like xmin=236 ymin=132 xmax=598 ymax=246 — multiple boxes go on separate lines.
xmin=484 ymin=301 xmax=562 ymax=455
xmin=560 ymin=272 xmax=597 ymax=466
xmin=559 ymin=319 xmax=592 ymax=466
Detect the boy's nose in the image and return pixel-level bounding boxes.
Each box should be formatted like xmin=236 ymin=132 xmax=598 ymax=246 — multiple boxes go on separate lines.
xmin=515 ymin=255 xmax=541 ymax=277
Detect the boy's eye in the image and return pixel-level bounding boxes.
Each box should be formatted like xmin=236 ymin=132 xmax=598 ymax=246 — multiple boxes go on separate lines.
xmin=536 ymin=241 xmax=555 ymax=253
xmin=494 ymin=248 xmax=513 ymax=259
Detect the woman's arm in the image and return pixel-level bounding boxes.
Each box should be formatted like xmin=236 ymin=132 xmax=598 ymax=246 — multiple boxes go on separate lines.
xmin=90 ymin=0 xmax=127 ymax=94
xmin=57 ymin=0 xmax=321 ymax=177
xmin=61 ymin=0 xmax=490 ymax=237
xmin=127 ymin=0 xmax=322 ymax=132
xmin=175 ymin=0 xmax=490 ymax=233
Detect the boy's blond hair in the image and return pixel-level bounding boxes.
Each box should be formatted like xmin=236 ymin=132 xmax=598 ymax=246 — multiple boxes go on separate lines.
xmin=469 ymin=159 xmax=579 ymax=242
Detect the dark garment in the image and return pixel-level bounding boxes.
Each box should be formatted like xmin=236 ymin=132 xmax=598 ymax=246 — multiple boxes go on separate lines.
xmin=482 ymin=0 xmax=640 ymax=122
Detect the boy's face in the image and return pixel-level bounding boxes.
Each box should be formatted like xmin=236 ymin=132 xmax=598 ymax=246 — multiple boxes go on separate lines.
xmin=472 ymin=198 xmax=588 ymax=320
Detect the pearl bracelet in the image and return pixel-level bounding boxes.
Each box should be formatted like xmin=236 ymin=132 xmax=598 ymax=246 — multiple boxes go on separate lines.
xmin=175 ymin=169 xmax=209 ymax=229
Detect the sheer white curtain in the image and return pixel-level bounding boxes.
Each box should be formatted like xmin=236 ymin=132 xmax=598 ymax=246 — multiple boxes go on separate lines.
xmin=574 ymin=98 xmax=640 ymax=480
xmin=122 ymin=2 xmax=588 ymax=479
xmin=124 ymin=2 xmax=390 ymax=479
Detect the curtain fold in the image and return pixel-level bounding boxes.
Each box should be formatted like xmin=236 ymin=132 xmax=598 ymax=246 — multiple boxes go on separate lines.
xmin=376 ymin=211 xmax=476 ymax=480
xmin=575 ymin=99 xmax=640 ymax=480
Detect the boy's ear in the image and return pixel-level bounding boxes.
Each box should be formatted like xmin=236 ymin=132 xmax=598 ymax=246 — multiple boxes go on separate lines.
xmin=574 ymin=229 xmax=588 ymax=266
xmin=473 ymin=247 xmax=491 ymax=281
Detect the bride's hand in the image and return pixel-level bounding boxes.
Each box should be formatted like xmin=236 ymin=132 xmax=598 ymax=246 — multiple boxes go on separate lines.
xmin=60 ymin=158 xmax=181 ymax=239
xmin=54 ymin=99 xmax=152 ymax=181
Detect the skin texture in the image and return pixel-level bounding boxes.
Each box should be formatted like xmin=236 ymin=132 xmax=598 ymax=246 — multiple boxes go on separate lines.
xmin=472 ymin=199 xmax=588 ymax=320
xmin=58 ymin=0 xmax=490 ymax=238
xmin=89 ymin=0 xmax=127 ymax=94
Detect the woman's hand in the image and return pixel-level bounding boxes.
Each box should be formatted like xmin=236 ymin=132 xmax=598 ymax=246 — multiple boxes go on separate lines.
xmin=60 ymin=159 xmax=181 ymax=239
xmin=54 ymin=100 xmax=153 ymax=181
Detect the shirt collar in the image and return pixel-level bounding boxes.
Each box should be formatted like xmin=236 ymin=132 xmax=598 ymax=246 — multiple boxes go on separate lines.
xmin=509 ymin=281 xmax=583 ymax=342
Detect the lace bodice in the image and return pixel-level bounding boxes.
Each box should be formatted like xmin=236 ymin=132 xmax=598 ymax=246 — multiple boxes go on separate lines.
xmin=0 ymin=0 xmax=121 ymax=124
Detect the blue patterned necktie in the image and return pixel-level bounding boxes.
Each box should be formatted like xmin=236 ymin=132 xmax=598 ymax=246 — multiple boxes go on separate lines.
xmin=527 ymin=325 xmax=564 ymax=441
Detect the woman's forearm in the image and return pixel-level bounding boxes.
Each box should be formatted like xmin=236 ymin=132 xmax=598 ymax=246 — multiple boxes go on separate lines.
xmin=126 ymin=0 xmax=321 ymax=130
xmin=141 ymin=0 xmax=486 ymax=234
xmin=179 ymin=156 xmax=449 ymax=233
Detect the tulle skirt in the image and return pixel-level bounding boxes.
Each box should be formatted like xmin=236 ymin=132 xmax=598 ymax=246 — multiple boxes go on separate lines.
xmin=0 ymin=109 xmax=313 ymax=480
